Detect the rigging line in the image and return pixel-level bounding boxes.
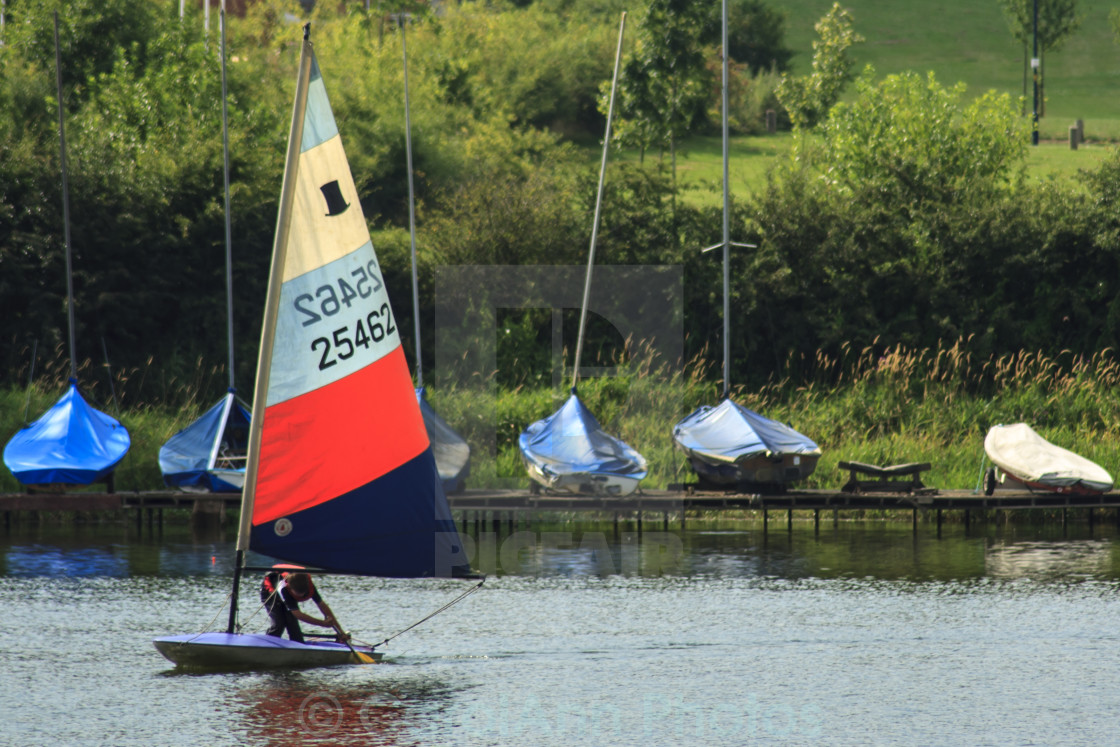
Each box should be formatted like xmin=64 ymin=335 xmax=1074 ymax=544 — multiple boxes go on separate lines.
xmin=21 ymin=340 xmax=37 ymax=424
xmin=180 ymin=588 xmax=238 ymax=645
xmin=237 ymin=586 xmax=279 ymax=631
xmin=185 ymin=586 xmax=278 ymax=646
xmin=367 ymin=579 xmax=485 ymax=650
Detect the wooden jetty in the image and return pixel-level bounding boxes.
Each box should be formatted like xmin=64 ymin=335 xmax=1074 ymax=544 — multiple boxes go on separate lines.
xmin=4 ymin=485 xmax=1120 ymax=533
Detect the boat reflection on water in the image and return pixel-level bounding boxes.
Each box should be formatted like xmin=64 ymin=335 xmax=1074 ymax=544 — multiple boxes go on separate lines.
xmin=985 ymin=539 xmax=1116 ymax=580
xmin=232 ymin=673 xmax=456 ymax=747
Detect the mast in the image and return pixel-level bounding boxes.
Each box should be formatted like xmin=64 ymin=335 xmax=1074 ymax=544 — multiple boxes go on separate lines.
xmin=720 ymin=0 xmax=730 ymax=399
xmin=228 ymin=25 xmax=314 ymax=633
xmin=400 ymin=15 xmax=423 ymax=388
xmin=220 ymin=4 xmax=235 ymax=391
xmin=571 ymin=12 xmax=625 ymax=393
xmin=53 ymin=13 xmax=77 ymax=382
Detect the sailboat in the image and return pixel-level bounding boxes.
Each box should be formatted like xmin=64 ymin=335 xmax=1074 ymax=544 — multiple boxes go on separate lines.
xmin=518 ymin=14 xmax=648 ymax=498
xmin=670 ymin=0 xmax=820 ymax=491
xmin=159 ymin=8 xmax=250 ymax=493
xmin=154 ymin=23 xmax=473 ymax=669
xmin=399 ymin=17 xmax=470 ymax=494
xmin=3 ymin=13 xmax=131 ymax=491
xmin=983 ymin=423 xmax=1113 ymax=496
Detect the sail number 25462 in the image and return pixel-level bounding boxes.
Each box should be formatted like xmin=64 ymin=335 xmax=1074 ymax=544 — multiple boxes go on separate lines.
xmin=291 ymin=260 xmax=397 ymax=371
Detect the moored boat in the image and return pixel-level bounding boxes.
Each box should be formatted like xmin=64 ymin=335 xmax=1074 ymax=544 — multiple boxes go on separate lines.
xmin=159 ymin=392 xmax=251 ymax=492
xmin=4 ymin=16 xmax=130 ymax=492
xmin=983 ymin=422 xmax=1113 ymax=495
xmin=517 ymin=15 xmax=646 ymax=497
xmin=673 ymin=398 xmax=819 ymax=489
xmin=400 ymin=23 xmax=470 ymax=495
xmin=520 ymin=391 xmax=647 ymax=496
xmin=670 ymin=0 xmax=819 ymax=492
xmin=4 ymin=380 xmax=130 ymax=489
xmin=159 ymin=18 xmax=250 ymax=494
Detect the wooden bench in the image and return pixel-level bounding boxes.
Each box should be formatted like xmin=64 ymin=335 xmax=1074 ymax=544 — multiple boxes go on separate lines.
xmin=838 ymin=461 xmax=935 ymax=495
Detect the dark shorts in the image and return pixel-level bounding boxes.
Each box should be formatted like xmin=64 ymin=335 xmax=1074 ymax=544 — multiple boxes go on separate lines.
xmin=261 ymin=583 xmax=305 ymax=642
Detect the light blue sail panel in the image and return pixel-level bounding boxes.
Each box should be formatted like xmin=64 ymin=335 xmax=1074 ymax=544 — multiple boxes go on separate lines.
xmin=519 ymin=393 xmax=647 ymax=494
xmin=672 ymin=398 xmax=820 ymax=485
xmin=3 ymin=381 xmax=130 ymax=485
xmin=160 ymin=392 xmax=251 ymax=493
xmin=417 ymin=388 xmax=470 ymax=494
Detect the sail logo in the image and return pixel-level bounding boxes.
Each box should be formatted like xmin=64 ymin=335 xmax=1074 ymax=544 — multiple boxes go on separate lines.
xmin=320 ymin=180 xmax=349 ymax=216
xmin=274 ymin=517 xmax=293 ymax=537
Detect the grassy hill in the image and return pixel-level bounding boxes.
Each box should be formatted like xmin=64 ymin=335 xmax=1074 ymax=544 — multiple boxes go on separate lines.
xmin=615 ymin=1 xmax=1120 ymax=207
xmin=661 ymin=133 xmax=1114 ymax=208
xmin=780 ymin=0 xmax=1120 ymax=141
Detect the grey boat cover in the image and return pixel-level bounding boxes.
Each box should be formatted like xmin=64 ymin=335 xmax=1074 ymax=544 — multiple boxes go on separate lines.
xmin=519 ymin=392 xmax=647 ymax=485
xmin=417 ymin=387 xmax=470 ymax=493
xmin=673 ymin=397 xmax=820 ymax=466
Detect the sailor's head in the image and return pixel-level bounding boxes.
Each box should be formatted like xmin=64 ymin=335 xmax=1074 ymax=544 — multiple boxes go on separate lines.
xmin=287 ymin=572 xmax=313 ymax=599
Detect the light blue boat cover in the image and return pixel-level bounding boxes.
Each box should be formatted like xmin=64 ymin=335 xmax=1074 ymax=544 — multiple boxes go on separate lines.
xmin=417 ymin=387 xmax=470 ymax=494
xmin=519 ymin=392 xmax=647 ymax=482
xmin=673 ymin=397 xmax=819 ymax=464
xmin=159 ymin=391 xmax=251 ymax=492
xmin=3 ymin=380 xmax=131 ymax=485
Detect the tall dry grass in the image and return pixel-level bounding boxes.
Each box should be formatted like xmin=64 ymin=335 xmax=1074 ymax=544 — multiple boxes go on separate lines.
xmin=3 ymin=338 xmax=1118 ymax=494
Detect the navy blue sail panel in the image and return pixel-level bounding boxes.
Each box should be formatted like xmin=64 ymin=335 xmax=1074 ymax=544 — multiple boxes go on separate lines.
xmin=3 ymin=381 xmax=130 ymax=485
xmin=673 ymin=398 xmax=819 ymax=463
xmin=519 ymin=393 xmax=647 ymax=480
xmin=416 ymin=387 xmax=470 ymax=494
xmin=159 ymin=393 xmax=251 ymax=492
xmin=250 ymin=450 xmax=471 ymax=577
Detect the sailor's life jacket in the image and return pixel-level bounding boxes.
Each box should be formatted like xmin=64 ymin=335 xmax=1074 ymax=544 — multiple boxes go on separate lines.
xmin=262 ymin=567 xmax=315 ymax=603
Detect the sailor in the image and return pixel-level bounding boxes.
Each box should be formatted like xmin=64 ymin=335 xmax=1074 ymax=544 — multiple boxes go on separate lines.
xmin=260 ymin=568 xmax=349 ymax=644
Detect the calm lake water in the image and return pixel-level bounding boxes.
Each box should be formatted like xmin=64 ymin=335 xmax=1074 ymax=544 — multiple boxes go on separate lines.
xmin=3 ymin=516 xmax=1120 ymax=746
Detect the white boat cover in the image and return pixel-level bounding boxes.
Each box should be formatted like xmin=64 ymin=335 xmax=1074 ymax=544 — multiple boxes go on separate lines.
xmin=984 ymin=423 xmax=1113 ymax=493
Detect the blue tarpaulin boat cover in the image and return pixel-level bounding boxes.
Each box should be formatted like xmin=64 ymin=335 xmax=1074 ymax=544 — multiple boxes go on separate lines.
xmin=417 ymin=388 xmax=470 ymax=494
xmin=673 ymin=398 xmax=820 ymax=466
xmin=159 ymin=392 xmax=251 ymax=492
xmin=3 ymin=380 xmax=131 ymax=485
xmin=519 ymin=393 xmax=647 ymax=488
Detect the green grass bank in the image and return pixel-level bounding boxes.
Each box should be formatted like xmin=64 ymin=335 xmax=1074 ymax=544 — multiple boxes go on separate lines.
xmin=5 ymin=340 xmax=1119 ymax=496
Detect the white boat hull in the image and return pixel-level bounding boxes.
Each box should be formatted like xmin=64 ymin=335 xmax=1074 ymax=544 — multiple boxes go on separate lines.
xmin=524 ymin=462 xmax=642 ymax=497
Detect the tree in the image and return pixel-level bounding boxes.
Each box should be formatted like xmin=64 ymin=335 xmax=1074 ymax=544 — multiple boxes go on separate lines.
xmin=1000 ymin=0 xmax=1082 ymax=117
xmin=774 ymin=2 xmax=863 ymax=130
xmin=3 ymin=0 xmax=160 ymax=96
xmin=698 ymin=0 xmax=794 ymax=75
xmin=613 ymin=0 xmax=710 ymax=180
xmin=744 ymin=70 xmax=1031 ymax=375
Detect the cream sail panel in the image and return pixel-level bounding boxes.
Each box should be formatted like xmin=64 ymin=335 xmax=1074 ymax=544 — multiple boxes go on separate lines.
xmin=267 ymin=241 xmax=400 ymax=408
xmin=284 ymin=134 xmax=370 ymax=283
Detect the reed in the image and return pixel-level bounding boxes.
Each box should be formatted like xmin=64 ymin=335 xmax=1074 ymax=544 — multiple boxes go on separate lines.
xmin=2 ymin=339 xmax=1118 ymax=495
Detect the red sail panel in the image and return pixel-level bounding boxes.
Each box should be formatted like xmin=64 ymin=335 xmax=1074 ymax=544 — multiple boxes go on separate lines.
xmin=251 ymin=346 xmax=428 ymax=525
